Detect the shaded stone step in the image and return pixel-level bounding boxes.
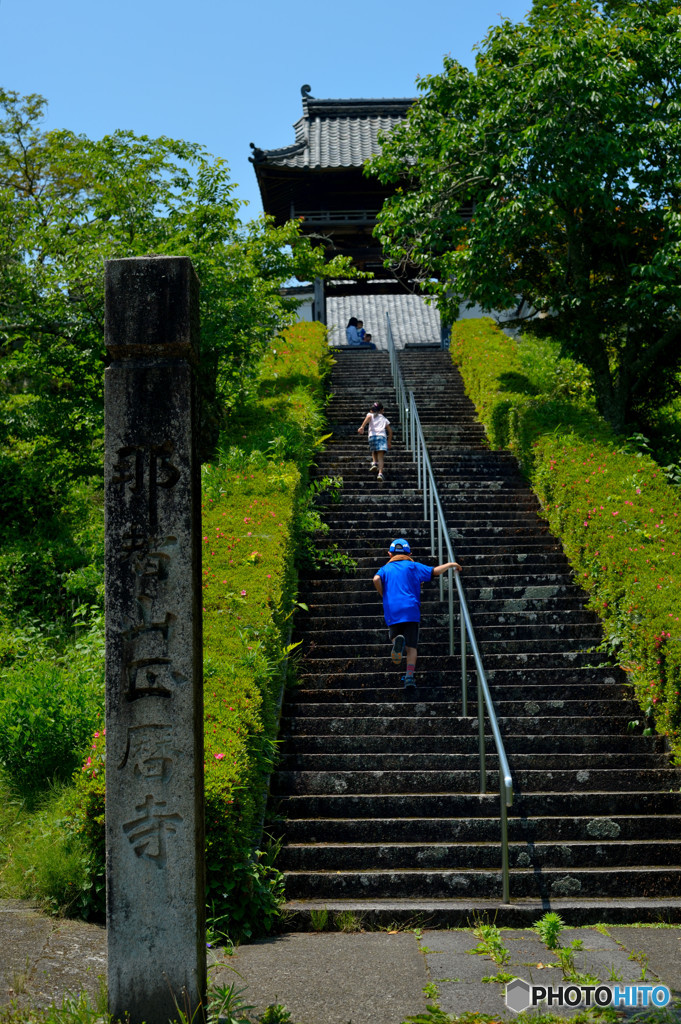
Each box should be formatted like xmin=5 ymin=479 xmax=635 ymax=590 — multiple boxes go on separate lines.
xmin=297 ymin=667 xmax=625 ymax=690
xmin=287 ymin=683 xmax=626 ymax=703
xmin=298 ymin=574 xmax=579 ymax=593
xmin=299 ymin=652 xmax=612 ymax=673
xmin=299 ymin=638 xmax=604 ymax=659
xmin=279 ymin=751 xmax=671 ymax=772
xmin=280 ymin=699 xmax=640 ymax=721
xmin=272 ymin=767 xmax=678 ymax=796
xmin=301 ymin=617 xmax=601 ymax=638
xmin=279 ymin=839 xmax=681 ymax=872
xmin=277 ymin=790 xmax=681 ymax=820
xmin=281 ymin=733 xmax=663 ymax=756
xmin=281 ymin=898 xmax=681 ymax=929
xmin=281 ymin=813 xmax=681 ymax=845
xmin=304 ymin=597 xmax=591 ymax=617
xmin=282 ymin=866 xmax=681 ymax=900
xmin=280 ymin=714 xmax=639 ymax=737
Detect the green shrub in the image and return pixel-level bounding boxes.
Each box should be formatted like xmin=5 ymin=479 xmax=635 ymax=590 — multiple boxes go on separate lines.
xmin=0 ymin=774 xmax=102 ymax=920
xmin=450 ymin=319 xmax=681 ymax=754
xmin=0 ymin=658 xmax=104 ymax=796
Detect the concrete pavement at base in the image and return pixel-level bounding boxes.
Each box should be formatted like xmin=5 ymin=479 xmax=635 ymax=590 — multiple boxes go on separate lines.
xmin=2 ymin=899 xmax=681 ymax=1023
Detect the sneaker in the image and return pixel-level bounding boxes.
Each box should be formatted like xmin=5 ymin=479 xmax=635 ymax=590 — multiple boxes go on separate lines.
xmin=369 ymin=463 xmax=378 ymax=472
xmin=401 ymin=674 xmax=417 ymax=690
xmin=391 ymin=634 xmax=406 ymax=665
xmin=377 ymin=472 xmax=384 ymax=480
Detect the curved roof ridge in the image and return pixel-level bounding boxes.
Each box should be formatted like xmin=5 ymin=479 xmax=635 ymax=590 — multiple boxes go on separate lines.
xmin=250 ymin=86 xmax=414 ymax=169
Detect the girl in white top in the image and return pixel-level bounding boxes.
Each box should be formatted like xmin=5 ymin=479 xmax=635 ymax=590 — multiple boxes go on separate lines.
xmin=358 ymin=401 xmax=393 ymax=480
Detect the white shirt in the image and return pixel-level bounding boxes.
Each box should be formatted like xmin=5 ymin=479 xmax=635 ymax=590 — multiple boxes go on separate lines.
xmin=368 ymin=412 xmax=390 ymax=437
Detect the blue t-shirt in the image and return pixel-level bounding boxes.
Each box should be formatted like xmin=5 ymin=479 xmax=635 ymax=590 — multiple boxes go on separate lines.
xmin=376 ymin=559 xmax=434 ymax=625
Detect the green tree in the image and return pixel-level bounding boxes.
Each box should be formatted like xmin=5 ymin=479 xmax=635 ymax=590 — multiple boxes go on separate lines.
xmin=369 ymin=0 xmax=681 ymax=431
xmin=0 ymin=87 xmax=354 ymax=491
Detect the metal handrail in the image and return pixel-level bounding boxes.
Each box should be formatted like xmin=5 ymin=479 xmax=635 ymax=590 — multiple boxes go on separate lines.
xmin=385 ymin=313 xmax=514 ymax=903
xmin=386 ymin=313 xmax=409 ymax=440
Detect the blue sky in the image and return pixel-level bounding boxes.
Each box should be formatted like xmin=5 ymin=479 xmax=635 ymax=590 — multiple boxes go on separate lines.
xmin=1 ymin=0 xmax=531 ymax=218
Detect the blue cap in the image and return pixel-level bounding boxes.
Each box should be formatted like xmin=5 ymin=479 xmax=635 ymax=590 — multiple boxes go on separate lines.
xmin=389 ymin=538 xmax=411 ymax=554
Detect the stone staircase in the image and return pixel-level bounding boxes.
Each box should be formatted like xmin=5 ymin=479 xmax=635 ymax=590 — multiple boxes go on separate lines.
xmin=269 ymin=347 xmax=681 ymax=925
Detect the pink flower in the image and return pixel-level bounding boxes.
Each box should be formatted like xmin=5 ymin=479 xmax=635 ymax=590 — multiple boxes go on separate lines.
xmin=241 ymin=590 xmax=247 ymax=596
xmin=214 ymin=753 xmax=225 ymax=761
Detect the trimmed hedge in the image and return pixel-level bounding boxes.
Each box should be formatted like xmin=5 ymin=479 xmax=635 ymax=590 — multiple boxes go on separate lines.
xmin=450 ymin=319 xmax=681 ymax=755
xmin=70 ymin=321 xmax=332 ymax=933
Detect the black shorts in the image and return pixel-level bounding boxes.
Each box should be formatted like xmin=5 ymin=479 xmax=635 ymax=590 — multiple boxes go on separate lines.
xmin=388 ymin=621 xmax=419 ymax=649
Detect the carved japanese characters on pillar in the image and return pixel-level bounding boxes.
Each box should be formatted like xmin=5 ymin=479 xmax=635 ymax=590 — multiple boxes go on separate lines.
xmin=104 ymin=257 xmax=205 ymax=1024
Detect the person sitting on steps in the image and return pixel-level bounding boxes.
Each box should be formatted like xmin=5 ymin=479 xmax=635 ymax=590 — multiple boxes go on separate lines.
xmin=373 ymin=538 xmax=462 ymax=691
xmin=346 ymin=317 xmax=376 ymax=349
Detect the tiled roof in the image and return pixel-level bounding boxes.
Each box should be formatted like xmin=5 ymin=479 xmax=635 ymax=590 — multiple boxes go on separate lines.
xmin=326 ymin=293 xmax=441 ymax=350
xmin=250 ymin=87 xmax=413 ymax=170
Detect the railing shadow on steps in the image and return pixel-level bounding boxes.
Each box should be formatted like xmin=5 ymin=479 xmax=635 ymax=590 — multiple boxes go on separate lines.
xmin=386 ymin=312 xmax=515 ymax=904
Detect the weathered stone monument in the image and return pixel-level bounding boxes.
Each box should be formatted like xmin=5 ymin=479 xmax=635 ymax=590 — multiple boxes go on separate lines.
xmin=104 ymin=257 xmax=206 ymax=1023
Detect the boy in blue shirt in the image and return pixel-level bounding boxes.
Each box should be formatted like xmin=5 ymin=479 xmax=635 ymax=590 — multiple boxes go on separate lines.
xmin=373 ymin=538 xmax=462 ymax=690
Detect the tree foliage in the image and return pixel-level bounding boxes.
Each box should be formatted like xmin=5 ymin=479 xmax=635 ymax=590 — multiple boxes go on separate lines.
xmin=369 ymin=0 xmax=681 ymax=431
xmin=0 ymin=88 xmax=354 ymax=488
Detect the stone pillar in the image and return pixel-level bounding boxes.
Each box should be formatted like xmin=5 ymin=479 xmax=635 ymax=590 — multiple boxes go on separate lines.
xmin=313 ymin=276 xmax=326 ymax=324
xmin=104 ymin=257 xmax=206 ymax=1024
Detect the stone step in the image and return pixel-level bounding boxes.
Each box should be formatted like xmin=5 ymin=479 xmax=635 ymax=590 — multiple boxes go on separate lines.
xmin=287 ymin=683 xmax=625 ymax=703
xmin=282 ymin=866 xmax=681 ymax=900
xmin=276 ymin=790 xmax=681 ymax=820
xmin=272 ymin=767 xmax=678 ymax=796
xmin=279 ymin=840 xmax=681 ymax=872
xmin=299 ymin=575 xmax=578 ymax=593
xmin=279 ymin=751 xmax=670 ymax=772
xmin=297 ymin=638 xmax=604 ymax=659
xmin=304 ymin=597 xmax=591 ymax=615
xmin=299 ymin=615 xmax=601 ymax=636
xmin=280 ymin=733 xmax=661 ymax=756
xmin=299 ymin=652 xmax=609 ymax=673
xmin=297 ymin=666 xmax=625 ymax=688
xmin=280 ymin=714 xmax=638 ymax=737
xmin=282 ymin=813 xmax=681 ymax=845
xmin=280 ymin=700 xmax=640 ymax=721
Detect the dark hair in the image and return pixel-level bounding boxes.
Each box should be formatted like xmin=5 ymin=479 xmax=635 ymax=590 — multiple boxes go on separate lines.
xmin=371 ymin=401 xmax=383 ymax=412
xmin=347 ymin=317 xmax=358 ymax=328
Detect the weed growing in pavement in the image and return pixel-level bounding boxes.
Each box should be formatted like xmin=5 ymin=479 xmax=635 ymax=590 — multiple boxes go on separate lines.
xmin=334 ymin=910 xmax=363 ymax=932
xmin=309 ymin=908 xmax=329 ymax=932
xmin=628 ymin=948 xmax=650 ymax=981
xmin=533 ymin=911 xmax=566 ymax=949
xmin=468 ymin=919 xmax=511 ymax=966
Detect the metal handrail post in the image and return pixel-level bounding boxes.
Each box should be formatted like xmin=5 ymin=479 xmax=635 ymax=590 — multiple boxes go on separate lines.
xmin=438 ymin=520 xmax=444 ymax=602
xmin=500 ymin=788 xmax=510 ymax=904
xmin=461 ymin=614 xmax=467 ymax=715
xmin=477 ymin=671 xmax=486 ymax=793
xmin=448 ymin=570 xmax=455 ymax=658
